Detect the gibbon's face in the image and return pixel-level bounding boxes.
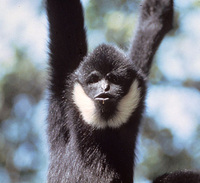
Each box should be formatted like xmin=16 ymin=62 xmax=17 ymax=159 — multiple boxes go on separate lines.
xmin=73 ymin=45 xmax=141 ymax=129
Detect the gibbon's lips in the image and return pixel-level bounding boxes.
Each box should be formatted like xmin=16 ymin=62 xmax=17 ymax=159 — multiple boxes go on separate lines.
xmin=94 ymin=93 xmax=113 ymax=101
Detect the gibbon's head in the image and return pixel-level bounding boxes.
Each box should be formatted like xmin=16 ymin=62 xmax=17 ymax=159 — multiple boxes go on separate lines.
xmin=73 ymin=44 xmax=142 ymax=129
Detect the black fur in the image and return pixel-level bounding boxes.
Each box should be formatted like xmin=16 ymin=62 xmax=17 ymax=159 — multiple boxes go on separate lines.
xmin=153 ymin=170 xmax=200 ymax=183
xmin=46 ymin=0 xmax=173 ymax=182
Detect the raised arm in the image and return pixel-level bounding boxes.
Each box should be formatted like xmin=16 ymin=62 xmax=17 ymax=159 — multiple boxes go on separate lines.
xmin=47 ymin=0 xmax=87 ymax=97
xmin=130 ymin=0 xmax=173 ymax=76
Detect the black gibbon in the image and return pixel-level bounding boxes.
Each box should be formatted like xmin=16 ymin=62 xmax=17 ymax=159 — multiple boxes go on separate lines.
xmin=46 ymin=0 xmax=199 ymax=182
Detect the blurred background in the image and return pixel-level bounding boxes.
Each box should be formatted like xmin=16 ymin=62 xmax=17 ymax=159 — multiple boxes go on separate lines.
xmin=0 ymin=0 xmax=200 ymax=182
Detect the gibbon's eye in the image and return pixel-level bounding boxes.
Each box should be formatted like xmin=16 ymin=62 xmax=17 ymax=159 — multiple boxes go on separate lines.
xmin=106 ymin=74 xmax=120 ymax=84
xmin=87 ymin=73 xmax=101 ymax=84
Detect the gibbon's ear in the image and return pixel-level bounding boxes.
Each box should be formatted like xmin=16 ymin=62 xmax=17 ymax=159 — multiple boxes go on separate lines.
xmin=153 ymin=170 xmax=200 ymax=183
xmin=130 ymin=0 xmax=173 ymax=77
xmin=47 ymin=0 xmax=88 ymax=97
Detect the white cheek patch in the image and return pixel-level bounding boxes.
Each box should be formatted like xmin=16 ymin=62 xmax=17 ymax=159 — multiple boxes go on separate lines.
xmin=72 ymin=82 xmax=107 ymax=128
xmin=72 ymin=80 xmax=140 ymax=129
xmin=108 ymin=80 xmax=140 ymax=128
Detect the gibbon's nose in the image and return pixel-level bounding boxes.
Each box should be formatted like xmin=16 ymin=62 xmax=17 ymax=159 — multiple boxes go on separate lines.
xmin=101 ymin=79 xmax=110 ymax=92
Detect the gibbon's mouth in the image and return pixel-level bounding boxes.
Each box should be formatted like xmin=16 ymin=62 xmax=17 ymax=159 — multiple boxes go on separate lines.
xmin=94 ymin=93 xmax=113 ymax=102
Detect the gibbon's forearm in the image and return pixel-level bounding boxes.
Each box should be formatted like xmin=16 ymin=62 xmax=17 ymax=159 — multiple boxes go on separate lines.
xmin=130 ymin=0 xmax=173 ymax=76
xmin=47 ymin=0 xmax=87 ymax=96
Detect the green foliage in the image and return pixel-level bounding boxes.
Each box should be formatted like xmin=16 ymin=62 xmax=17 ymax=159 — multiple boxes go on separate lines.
xmin=0 ymin=47 xmax=46 ymax=183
